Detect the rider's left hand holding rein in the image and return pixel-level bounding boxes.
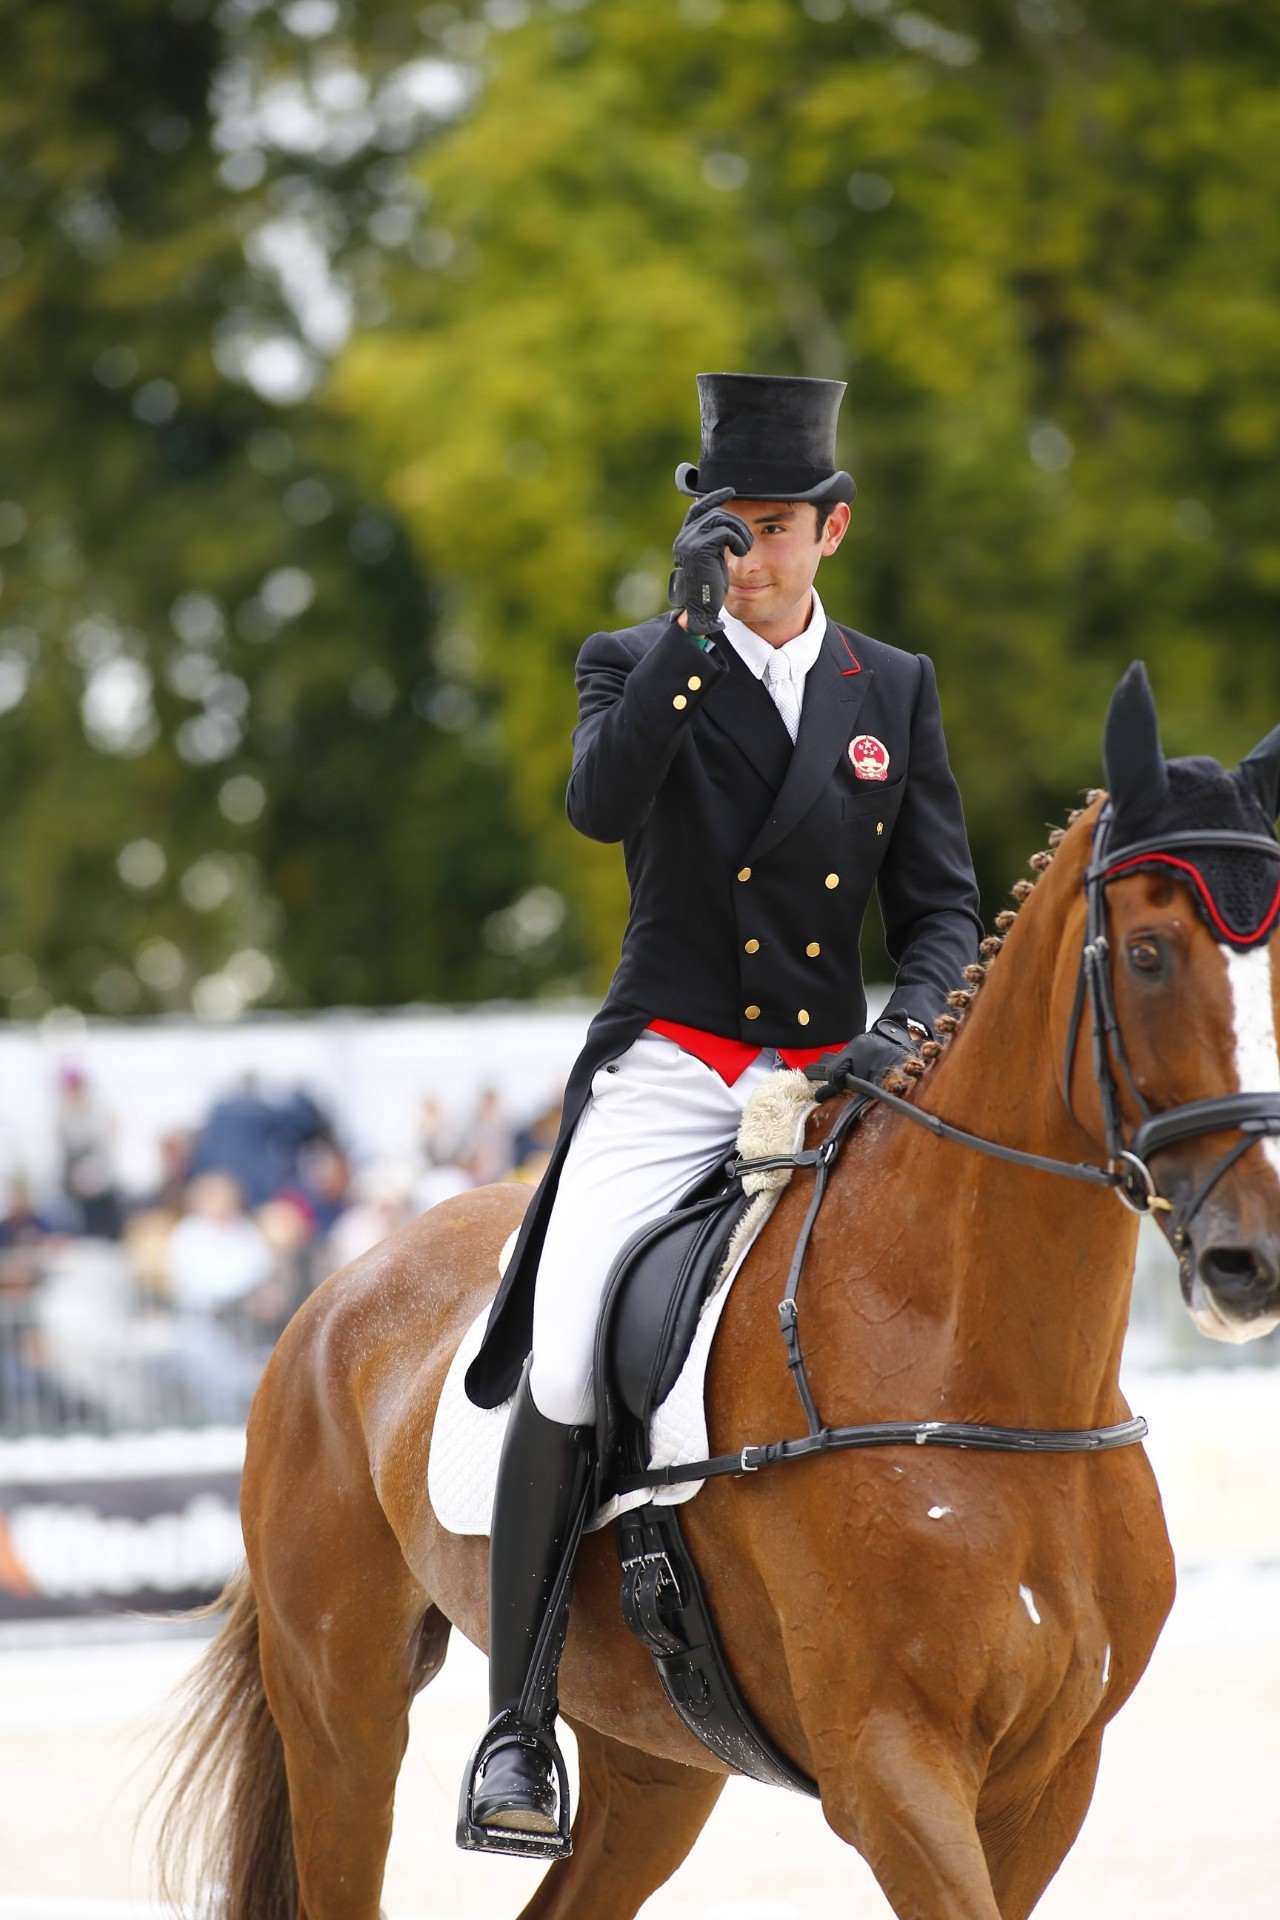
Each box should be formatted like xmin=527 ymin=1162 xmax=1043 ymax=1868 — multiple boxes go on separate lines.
xmin=807 ymin=1014 xmax=925 ymax=1102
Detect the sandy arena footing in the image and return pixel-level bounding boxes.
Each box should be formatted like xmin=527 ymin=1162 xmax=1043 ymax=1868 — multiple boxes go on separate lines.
xmin=0 ymin=1560 xmax=1277 ymax=1919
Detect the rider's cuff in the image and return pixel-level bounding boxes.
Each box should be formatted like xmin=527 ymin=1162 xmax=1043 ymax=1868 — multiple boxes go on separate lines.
xmin=882 ymin=1009 xmax=930 ymax=1044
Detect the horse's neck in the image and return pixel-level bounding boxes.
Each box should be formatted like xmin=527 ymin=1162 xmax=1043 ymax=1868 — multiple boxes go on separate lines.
xmin=841 ymin=834 xmax=1139 ymax=1425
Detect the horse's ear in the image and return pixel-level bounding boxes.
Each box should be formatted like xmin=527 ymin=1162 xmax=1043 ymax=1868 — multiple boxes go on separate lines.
xmin=1103 ymin=661 xmax=1169 ymax=821
xmin=1238 ymin=722 xmax=1280 ymax=824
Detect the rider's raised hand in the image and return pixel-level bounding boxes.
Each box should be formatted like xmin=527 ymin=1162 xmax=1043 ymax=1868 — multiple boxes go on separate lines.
xmin=668 ymin=487 xmax=753 ymax=637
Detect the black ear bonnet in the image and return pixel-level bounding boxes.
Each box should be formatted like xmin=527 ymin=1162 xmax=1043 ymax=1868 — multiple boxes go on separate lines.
xmin=1101 ymin=664 xmax=1280 ymax=951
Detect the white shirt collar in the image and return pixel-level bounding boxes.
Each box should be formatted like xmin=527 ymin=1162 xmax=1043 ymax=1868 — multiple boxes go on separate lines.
xmin=718 ymin=586 xmax=828 ymax=684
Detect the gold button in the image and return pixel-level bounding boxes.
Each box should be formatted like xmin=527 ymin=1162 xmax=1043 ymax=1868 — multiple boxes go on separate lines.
xmin=825 ymin=872 xmax=840 ymax=889
xmin=876 ymin=822 xmax=884 ymax=836
xmin=744 ymin=938 xmax=760 ymax=954
xmin=672 ymin=694 xmax=688 ymax=711
xmin=797 ymin=1009 xmax=810 ymax=1026
xmin=744 ymin=1005 xmax=761 ymax=1021
xmin=806 ymin=941 xmax=821 ymax=958
xmin=687 ymin=675 xmax=702 ymax=691
xmin=737 ymin=866 xmax=751 ymax=882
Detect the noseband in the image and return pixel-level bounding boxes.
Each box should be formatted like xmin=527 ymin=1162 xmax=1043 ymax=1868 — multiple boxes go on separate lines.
xmin=1060 ymin=803 xmax=1280 ymax=1249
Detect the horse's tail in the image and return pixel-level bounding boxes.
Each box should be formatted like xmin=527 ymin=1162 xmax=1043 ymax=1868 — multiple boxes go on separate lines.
xmin=153 ymin=1563 xmax=297 ymax=1920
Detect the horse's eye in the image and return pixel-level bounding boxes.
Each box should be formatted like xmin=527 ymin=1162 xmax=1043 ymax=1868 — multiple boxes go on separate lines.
xmin=1128 ymin=939 xmax=1162 ymax=975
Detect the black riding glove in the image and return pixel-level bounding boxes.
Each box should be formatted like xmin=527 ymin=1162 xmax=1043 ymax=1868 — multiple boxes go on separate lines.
xmin=804 ymin=1015 xmax=923 ymax=1103
xmin=668 ymin=487 xmax=754 ymax=637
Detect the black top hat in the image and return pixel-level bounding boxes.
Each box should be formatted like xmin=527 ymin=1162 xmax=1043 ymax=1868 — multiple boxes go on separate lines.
xmin=675 ymin=372 xmax=855 ymax=503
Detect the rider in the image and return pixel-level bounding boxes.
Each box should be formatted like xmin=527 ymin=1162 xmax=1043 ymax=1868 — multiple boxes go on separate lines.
xmin=460 ymin=372 xmax=983 ymax=1846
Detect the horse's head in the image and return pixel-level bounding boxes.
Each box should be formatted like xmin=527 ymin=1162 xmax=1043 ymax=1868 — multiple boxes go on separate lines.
xmin=1084 ymin=663 xmax=1280 ymax=1342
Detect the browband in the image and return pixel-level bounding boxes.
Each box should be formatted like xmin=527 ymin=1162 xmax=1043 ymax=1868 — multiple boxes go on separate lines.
xmin=1094 ymin=826 xmax=1280 ymax=950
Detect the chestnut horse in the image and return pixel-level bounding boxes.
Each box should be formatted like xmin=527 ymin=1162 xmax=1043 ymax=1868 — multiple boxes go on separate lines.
xmin=157 ymin=725 xmax=1280 ymax=1920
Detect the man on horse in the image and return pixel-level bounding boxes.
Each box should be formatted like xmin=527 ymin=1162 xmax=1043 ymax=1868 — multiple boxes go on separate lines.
xmin=460 ymin=371 xmax=984 ymax=1847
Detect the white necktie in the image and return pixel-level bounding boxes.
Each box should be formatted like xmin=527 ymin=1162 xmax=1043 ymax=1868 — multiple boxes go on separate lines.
xmin=764 ymin=650 xmax=802 ymax=744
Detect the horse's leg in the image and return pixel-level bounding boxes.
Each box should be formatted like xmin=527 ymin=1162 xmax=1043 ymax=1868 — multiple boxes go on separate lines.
xmin=257 ymin=1585 xmax=448 ymax=1920
xmin=247 ymin=1387 xmax=448 ymax=1920
xmin=516 ymin=1722 xmax=725 ymax=1920
xmin=257 ymin=1583 xmax=448 ymax=1920
xmin=981 ymin=1728 xmax=1105 ymax=1920
xmin=818 ymin=1723 xmax=1003 ymax=1920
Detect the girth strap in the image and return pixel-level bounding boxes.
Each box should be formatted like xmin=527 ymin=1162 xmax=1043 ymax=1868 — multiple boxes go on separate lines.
xmin=617 ymin=1501 xmax=818 ymax=1796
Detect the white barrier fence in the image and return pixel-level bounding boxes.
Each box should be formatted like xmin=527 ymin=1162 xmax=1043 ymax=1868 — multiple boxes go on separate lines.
xmin=0 ymin=1243 xmax=290 ymax=1438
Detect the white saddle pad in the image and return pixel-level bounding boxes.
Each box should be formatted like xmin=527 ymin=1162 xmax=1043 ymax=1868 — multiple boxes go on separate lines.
xmin=428 ymin=1070 xmax=816 ymax=1535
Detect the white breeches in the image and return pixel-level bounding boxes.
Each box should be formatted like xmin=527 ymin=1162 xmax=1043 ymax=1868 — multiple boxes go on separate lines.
xmin=528 ymin=1031 xmax=780 ymax=1426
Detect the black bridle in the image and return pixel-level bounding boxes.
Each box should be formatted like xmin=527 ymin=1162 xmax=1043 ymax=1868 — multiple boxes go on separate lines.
xmin=1061 ymin=803 xmax=1280 ymax=1248
xmin=617 ymin=805 xmax=1280 ymax=1496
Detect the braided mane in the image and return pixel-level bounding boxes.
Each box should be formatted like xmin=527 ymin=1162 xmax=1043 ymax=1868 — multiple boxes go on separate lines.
xmin=877 ymin=789 xmax=1108 ymax=1098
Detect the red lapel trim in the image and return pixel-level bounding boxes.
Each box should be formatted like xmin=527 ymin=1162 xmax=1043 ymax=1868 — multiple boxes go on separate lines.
xmin=836 ymin=628 xmax=862 ymax=676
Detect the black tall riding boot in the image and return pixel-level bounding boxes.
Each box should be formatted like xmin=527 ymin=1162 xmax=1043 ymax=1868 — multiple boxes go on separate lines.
xmin=463 ymin=1366 xmax=593 ymax=1847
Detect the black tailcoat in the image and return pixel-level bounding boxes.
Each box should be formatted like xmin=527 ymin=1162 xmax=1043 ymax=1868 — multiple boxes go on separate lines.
xmin=466 ymin=611 xmax=981 ymax=1406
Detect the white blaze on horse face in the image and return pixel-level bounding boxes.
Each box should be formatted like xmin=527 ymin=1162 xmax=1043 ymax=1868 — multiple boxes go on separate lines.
xmin=927 ymin=1505 xmax=952 ymax=1520
xmin=1018 ymin=1584 xmax=1042 ymax=1626
xmin=1101 ymin=1643 xmax=1112 ymax=1691
xmin=1225 ymin=945 xmax=1280 ymax=1188
xmin=1188 ymin=944 xmax=1280 ymax=1342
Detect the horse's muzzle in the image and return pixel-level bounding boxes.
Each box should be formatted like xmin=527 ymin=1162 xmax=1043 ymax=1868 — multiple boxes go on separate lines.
xmin=1185 ymin=1234 xmax=1280 ymax=1344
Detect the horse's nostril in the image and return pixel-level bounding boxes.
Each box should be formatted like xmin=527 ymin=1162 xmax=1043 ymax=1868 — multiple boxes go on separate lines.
xmin=1206 ymin=1247 xmax=1261 ymax=1282
xmin=1198 ymin=1245 xmax=1279 ymax=1300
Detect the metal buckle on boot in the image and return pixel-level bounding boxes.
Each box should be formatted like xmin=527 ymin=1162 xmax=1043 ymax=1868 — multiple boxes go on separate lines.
xmin=457 ymin=1713 xmax=573 ymax=1860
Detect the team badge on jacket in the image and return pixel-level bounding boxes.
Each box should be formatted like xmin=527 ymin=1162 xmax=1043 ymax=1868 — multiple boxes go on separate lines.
xmin=850 ymin=734 xmax=890 ymax=782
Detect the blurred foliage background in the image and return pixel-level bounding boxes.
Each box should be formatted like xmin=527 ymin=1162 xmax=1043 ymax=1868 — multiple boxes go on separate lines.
xmin=0 ymin=0 xmax=1277 ymax=1019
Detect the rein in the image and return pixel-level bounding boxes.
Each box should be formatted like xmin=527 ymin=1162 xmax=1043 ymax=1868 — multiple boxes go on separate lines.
xmin=617 ymin=805 xmax=1280 ymax=1497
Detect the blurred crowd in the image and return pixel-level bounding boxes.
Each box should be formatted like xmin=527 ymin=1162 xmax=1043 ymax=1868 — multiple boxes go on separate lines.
xmin=0 ymin=1069 xmax=561 ymax=1435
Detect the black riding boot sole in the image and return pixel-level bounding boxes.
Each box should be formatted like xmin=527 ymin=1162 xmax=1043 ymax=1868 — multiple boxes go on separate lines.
xmin=477 ymin=1803 xmax=558 ymax=1836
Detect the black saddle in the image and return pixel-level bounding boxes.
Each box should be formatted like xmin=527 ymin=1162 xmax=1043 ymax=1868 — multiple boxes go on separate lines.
xmin=593 ymin=1164 xmax=750 ymax=1477
xmin=590 ymin=1161 xmax=819 ymax=1801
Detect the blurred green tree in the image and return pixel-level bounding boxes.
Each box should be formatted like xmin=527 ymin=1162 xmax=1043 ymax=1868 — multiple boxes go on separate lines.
xmin=0 ymin=0 xmax=579 ymax=1019
xmin=3 ymin=0 xmax=1277 ymax=1014
xmin=339 ymin=0 xmax=1280 ymax=988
